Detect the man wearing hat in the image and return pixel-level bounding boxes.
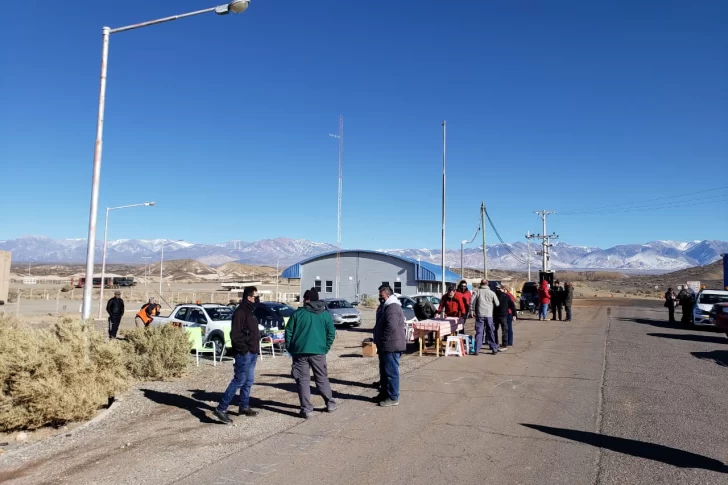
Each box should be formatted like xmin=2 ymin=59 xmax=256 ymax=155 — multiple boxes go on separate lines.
xmin=285 ymin=288 xmax=337 ymax=419
xmin=106 ymin=290 xmax=125 ymax=339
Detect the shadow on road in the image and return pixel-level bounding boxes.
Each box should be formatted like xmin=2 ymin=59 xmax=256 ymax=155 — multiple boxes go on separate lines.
xmin=615 ymin=317 xmax=676 ymax=329
xmin=647 ymin=333 xmax=728 ymax=345
xmin=521 ymin=424 xmax=728 ymax=473
xmin=256 ymin=380 xmax=375 ymax=404
xmin=336 ymin=326 xmax=373 ymax=333
xmin=141 ymin=389 xmax=217 ymax=424
xmin=691 ymin=350 xmax=728 ymax=368
xmin=261 ymin=374 xmax=375 ymax=389
xmin=190 ymin=389 xmax=302 ymax=418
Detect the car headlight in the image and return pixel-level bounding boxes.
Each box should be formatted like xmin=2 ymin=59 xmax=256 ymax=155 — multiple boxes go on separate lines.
xmin=333 ymin=314 xmax=343 ymax=322
xmin=722 ymin=307 xmax=728 ymax=314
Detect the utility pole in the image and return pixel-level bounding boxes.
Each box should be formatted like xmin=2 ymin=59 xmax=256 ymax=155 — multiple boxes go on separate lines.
xmin=533 ymin=210 xmax=558 ymax=272
xmin=329 ymin=115 xmax=344 ymax=298
xmin=525 ymin=231 xmax=537 ymax=281
xmin=480 ymin=202 xmax=487 ymax=279
xmin=441 ymin=121 xmax=447 ymax=294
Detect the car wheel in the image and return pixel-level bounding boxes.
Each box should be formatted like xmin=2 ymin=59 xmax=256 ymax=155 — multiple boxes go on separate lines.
xmin=210 ymin=335 xmax=225 ymax=357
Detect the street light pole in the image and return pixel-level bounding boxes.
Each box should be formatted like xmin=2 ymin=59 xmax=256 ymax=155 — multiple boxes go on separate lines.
xmin=441 ymin=120 xmax=446 ymax=294
xmin=80 ymin=0 xmax=251 ymax=322
xmin=98 ymin=202 xmax=155 ymax=318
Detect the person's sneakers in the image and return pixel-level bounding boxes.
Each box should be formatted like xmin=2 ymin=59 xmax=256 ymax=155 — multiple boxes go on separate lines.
xmin=378 ymin=398 xmax=399 ymax=407
xmin=500 ymin=346 xmax=508 ymax=351
xmin=373 ymin=393 xmax=387 ymax=403
xmin=213 ymin=408 xmax=232 ymax=424
xmin=299 ymin=410 xmax=312 ymax=420
xmin=326 ymin=401 xmax=338 ymax=413
xmin=238 ymin=408 xmax=259 ymax=417
xmin=491 ymin=349 xmax=498 ymax=355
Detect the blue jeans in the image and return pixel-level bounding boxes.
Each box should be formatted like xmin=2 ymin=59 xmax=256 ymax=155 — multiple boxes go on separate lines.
xmin=565 ymin=305 xmax=572 ymax=321
xmin=378 ymin=352 xmax=401 ymax=401
xmin=507 ymin=314 xmax=514 ymax=346
xmin=217 ymin=352 xmax=258 ymax=412
xmin=475 ymin=316 xmax=498 ymax=353
xmin=539 ymin=304 xmax=549 ymax=320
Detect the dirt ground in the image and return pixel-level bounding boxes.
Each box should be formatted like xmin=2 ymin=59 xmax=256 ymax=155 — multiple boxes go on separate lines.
xmin=0 ymin=307 xmax=434 ymax=484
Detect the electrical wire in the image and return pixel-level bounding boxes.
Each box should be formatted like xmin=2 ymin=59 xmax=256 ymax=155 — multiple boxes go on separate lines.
xmin=484 ymin=209 xmax=527 ymax=264
xmin=560 ymin=195 xmax=727 ymax=216
xmin=558 ymin=186 xmax=728 ymax=215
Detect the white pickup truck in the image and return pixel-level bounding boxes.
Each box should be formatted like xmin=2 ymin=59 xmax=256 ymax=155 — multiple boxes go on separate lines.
xmin=151 ymin=303 xmax=265 ymax=356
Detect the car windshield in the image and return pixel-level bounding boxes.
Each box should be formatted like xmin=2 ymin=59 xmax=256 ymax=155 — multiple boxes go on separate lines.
xmin=699 ymin=293 xmax=728 ymax=305
xmin=205 ymin=307 xmax=234 ymax=321
xmin=269 ymin=305 xmax=295 ymax=318
xmin=522 ymin=284 xmax=538 ymax=294
xmin=327 ymin=300 xmax=354 ymax=309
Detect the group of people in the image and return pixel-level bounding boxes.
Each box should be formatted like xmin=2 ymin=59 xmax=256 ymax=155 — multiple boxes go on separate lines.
xmin=664 ymin=287 xmax=694 ymax=325
xmin=214 ymin=283 xmax=407 ymax=424
xmin=536 ymin=280 xmax=574 ymax=322
xmin=105 ymin=292 xmax=161 ymax=339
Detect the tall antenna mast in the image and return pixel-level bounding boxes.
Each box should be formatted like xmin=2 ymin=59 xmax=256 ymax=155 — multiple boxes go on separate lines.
xmin=329 ymin=115 xmax=344 ymax=297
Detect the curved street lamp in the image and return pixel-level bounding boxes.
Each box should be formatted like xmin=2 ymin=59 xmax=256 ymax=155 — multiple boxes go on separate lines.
xmin=81 ymin=2 xmax=251 ymax=321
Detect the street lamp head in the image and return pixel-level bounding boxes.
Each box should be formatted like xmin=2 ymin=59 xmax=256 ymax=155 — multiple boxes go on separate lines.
xmin=461 ymin=240 xmax=469 ymax=245
xmin=145 ymin=202 xmax=156 ymax=206
xmin=229 ymin=0 xmax=250 ymax=13
xmin=216 ymin=0 xmax=249 ymax=14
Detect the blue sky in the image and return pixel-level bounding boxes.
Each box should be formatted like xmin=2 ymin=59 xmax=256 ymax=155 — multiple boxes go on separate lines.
xmin=1 ymin=0 xmax=726 ymax=249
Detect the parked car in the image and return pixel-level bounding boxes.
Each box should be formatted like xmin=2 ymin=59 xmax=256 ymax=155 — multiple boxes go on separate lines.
xmin=152 ymin=303 xmax=264 ymax=356
xmin=709 ymin=303 xmax=728 ymax=337
xmin=254 ymin=302 xmax=296 ymax=330
xmin=693 ymin=289 xmax=728 ymax=326
xmin=407 ymin=294 xmax=441 ymax=309
xmin=397 ymin=296 xmax=418 ymax=322
xmin=322 ymin=298 xmax=362 ymax=327
xmin=519 ymin=282 xmax=539 ymax=311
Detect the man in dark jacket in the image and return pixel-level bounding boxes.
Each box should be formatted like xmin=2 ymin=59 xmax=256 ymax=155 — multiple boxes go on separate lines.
xmin=664 ymin=287 xmax=676 ymax=323
xmin=106 ymin=291 xmax=125 ymax=339
xmin=214 ymin=286 xmax=261 ymax=424
xmin=492 ymin=285 xmax=512 ymax=350
xmin=373 ymin=285 xmax=406 ymax=407
xmin=286 ymin=288 xmax=337 ymax=419
xmin=564 ymin=282 xmax=574 ymax=322
xmin=550 ymin=280 xmax=564 ymax=321
xmin=414 ymin=296 xmax=436 ymax=321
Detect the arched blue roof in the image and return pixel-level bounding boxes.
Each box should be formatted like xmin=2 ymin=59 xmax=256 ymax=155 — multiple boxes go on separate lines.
xmin=280 ymin=249 xmax=462 ymax=283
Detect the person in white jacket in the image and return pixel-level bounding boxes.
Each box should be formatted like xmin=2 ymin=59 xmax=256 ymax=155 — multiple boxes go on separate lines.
xmin=469 ymin=280 xmax=500 ymax=355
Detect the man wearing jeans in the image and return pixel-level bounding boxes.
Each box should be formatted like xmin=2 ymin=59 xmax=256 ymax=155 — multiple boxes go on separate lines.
xmin=285 ymin=288 xmax=337 ymax=419
xmin=373 ymin=285 xmax=406 ymax=407
xmin=214 ymin=286 xmax=261 ymax=424
xmin=469 ymin=280 xmax=500 ymax=355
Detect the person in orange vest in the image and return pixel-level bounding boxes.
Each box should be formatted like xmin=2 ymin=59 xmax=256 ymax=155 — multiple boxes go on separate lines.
xmin=135 ymin=298 xmax=160 ymax=328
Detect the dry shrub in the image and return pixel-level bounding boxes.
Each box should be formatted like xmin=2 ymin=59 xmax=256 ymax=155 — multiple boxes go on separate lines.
xmin=0 ymin=314 xmax=130 ymax=431
xmin=122 ymin=325 xmax=190 ymax=380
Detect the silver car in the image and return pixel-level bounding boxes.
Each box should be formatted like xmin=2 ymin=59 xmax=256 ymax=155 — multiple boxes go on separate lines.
xmin=322 ymin=298 xmax=362 ymax=327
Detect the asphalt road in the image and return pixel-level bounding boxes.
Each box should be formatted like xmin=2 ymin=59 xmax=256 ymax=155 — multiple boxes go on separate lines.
xmin=173 ymin=303 xmax=728 ymax=485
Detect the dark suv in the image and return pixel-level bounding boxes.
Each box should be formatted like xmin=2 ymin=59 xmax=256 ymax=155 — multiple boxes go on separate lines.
xmin=519 ymin=282 xmax=539 ymax=310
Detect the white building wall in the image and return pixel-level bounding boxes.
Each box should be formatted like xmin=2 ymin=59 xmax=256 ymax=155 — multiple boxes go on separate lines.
xmin=300 ymin=252 xmax=418 ymax=302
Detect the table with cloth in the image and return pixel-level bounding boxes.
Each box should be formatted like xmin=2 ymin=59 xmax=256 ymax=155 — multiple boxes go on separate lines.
xmin=413 ymin=317 xmax=463 ymax=356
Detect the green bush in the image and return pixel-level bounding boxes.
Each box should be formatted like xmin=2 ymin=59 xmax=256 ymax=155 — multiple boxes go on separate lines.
xmin=0 ymin=316 xmax=191 ymax=431
xmin=122 ymin=325 xmax=190 ymax=380
xmin=0 ymin=315 xmax=129 ymax=431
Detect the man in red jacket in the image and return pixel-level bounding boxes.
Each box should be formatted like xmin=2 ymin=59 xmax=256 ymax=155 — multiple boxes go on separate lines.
xmin=438 ymin=285 xmax=466 ymax=318
xmin=538 ymin=280 xmax=551 ymax=321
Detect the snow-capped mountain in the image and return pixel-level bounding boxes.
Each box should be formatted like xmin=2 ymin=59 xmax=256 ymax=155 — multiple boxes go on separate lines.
xmin=1 ymin=236 xmax=726 ymax=271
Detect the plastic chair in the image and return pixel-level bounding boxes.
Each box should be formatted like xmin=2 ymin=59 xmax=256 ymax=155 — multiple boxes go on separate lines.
xmin=185 ymin=327 xmax=216 ymax=366
xmin=259 ymin=336 xmax=276 ymax=359
xmin=444 ymin=336 xmax=463 ymax=357
xmin=459 ymin=335 xmax=472 ymax=355
xmin=217 ymin=326 xmax=234 ymax=363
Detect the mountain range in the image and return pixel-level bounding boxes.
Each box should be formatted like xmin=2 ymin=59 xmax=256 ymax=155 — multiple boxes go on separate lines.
xmin=1 ymin=236 xmax=726 ymax=272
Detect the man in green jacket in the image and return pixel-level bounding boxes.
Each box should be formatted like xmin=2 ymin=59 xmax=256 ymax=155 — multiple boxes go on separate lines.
xmin=285 ymin=288 xmax=337 ymax=419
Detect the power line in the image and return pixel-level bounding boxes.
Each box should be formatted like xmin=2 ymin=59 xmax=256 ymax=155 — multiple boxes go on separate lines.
xmin=483 ymin=209 xmax=526 ymax=265
xmin=559 ymin=186 xmax=728 ymax=215
xmin=560 ymin=194 xmax=727 ymax=216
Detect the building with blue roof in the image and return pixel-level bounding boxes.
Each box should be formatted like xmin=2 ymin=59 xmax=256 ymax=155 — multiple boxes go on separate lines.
xmin=281 ymin=249 xmax=462 ymax=302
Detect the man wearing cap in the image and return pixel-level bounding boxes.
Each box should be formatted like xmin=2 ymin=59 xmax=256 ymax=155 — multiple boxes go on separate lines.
xmin=285 ymin=288 xmax=337 ymax=419
xmin=469 ymin=279 xmax=500 ymax=355
xmin=373 ymin=284 xmax=406 ymax=407
xmin=106 ymin=291 xmax=125 ymax=339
